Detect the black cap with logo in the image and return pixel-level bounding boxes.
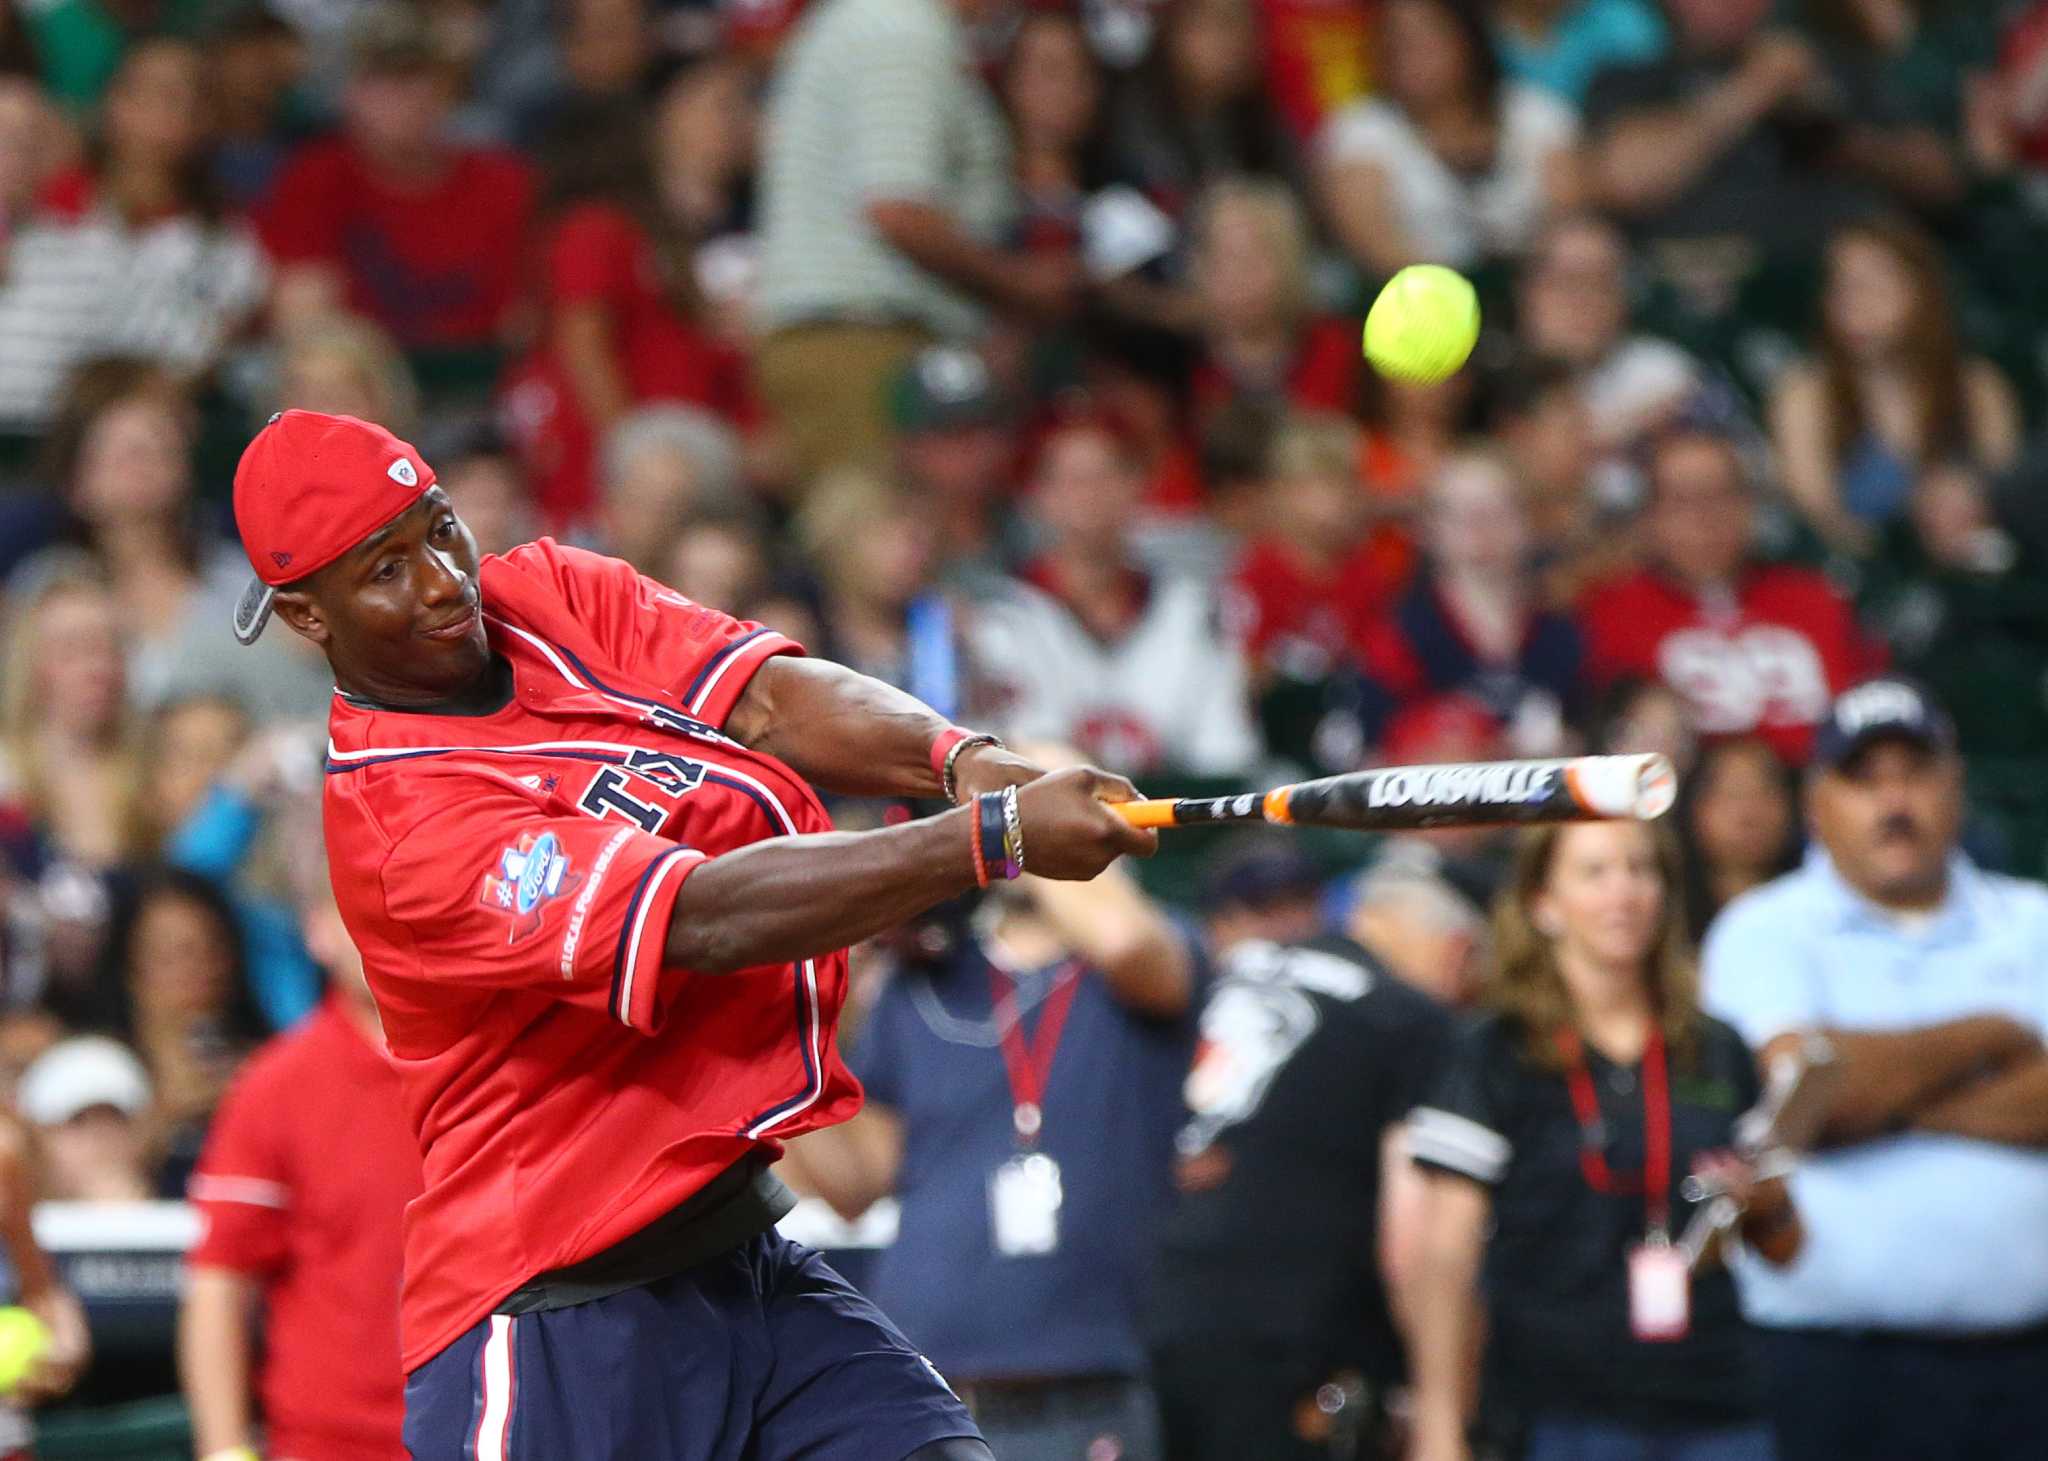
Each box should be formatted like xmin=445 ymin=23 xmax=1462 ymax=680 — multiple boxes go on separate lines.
xmin=1811 ymin=677 xmax=1958 ymax=771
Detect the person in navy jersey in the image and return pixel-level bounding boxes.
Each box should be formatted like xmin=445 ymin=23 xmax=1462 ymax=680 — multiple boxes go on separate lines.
xmin=782 ymin=844 xmax=1195 ymax=1461
xmin=1356 ymin=449 xmax=1585 ymax=756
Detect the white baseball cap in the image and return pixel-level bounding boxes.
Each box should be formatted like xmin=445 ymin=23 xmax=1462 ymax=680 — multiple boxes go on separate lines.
xmin=17 ymin=1036 xmax=153 ymax=1126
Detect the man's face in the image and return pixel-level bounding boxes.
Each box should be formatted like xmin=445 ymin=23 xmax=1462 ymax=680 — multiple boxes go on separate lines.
xmin=1808 ymin=740 xmax=1963 ymax=908
xmin=344 ymin=67 xmax=452 ymax=158
xmin=274 ymin=488 xmax=491 ymax=702
xmin=1647 ymin=435 xmax=1752 ymax=586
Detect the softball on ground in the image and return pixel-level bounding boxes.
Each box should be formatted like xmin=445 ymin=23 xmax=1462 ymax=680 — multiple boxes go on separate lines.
xmin=1362 ymin=264 xmax=1481 ymax=385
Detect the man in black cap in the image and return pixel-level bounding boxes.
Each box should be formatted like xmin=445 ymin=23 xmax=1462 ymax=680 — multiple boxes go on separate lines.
xmin=1704 ymin=677 xmax=2048 ymax=1461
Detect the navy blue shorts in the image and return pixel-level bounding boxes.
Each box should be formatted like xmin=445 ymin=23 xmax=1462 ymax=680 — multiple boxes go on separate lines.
xmin=404 ymin=1232 xmax=981 ymax=1461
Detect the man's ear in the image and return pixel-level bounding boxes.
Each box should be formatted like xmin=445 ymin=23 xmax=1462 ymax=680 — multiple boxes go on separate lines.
xmin=270 ymin=589 xmax=330 ymax=646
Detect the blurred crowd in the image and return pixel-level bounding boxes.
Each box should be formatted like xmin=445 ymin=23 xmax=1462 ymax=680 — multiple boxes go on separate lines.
xmin=0 ymin=0 xmax=2042 ymax=1454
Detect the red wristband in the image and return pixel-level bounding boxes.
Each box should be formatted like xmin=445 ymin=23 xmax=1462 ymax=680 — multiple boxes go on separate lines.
xmin=930 ymin=728 xmax=971 ymax=785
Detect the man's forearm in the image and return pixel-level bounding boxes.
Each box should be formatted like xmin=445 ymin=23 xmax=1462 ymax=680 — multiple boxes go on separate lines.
xmin=726 ymin=656 xmax=951 ymax=799
xmin=866 ymin=199 xmax=1016 ymax=306
xmin=1778 ymin=1017 xmax=2042 ymax=1144
xmin=665 ymin=809 xmax=978 ymax=973
xmin=1594 ymin=79 xmax=1768 ymax=214
xmin=1913 ymin=1053 xmax=2048 ymax=1147
xmin=179 ymin=1268 xmax=258 ymax=1456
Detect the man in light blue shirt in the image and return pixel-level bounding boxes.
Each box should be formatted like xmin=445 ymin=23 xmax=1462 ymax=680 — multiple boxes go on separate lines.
xmin=1703 ymin=678 xmax=2048 ymax=1461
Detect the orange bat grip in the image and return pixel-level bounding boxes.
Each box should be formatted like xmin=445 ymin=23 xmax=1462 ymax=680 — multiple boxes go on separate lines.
xmin=1111 ymin=800 xmax=1181 ymax=828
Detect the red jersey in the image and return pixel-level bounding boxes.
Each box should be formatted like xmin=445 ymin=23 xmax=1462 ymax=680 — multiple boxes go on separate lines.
xmin=259 ymin=137 xmax=535 ymax=350
xmin=322 ymin=539 xmax=857 ymax=1372
xmin=1229 ymin=536 xmax=1397 ymax=672
xmin=1579 ymin=563 xmax=1881 ymax=764
xmin=188 ymin=995 xmax=423 ymax=1460
xmin=502 ymin=202 xmax=760 ymax=528
xmin=1189 ymin=318 xmax=1362 ymax=433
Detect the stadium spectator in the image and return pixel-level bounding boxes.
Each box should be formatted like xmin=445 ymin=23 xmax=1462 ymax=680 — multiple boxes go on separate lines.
xmin=138 ymin=693 xmax=249 ymax=855
xmin=273 ymin=313 xmax=423 ymax=437
xmin=593 ymin=404 xmax=744 ymax=578
xmin=1186 ymin=178 xmax=1362 ymax=434
xmin=1408 ymin=819 xmax=1800 ymax=1461
xmin=0 ymin=78 xmax=120 ymax=437
xmin=99 ymin=869 xmax=268 ymax=1197
xmin=431 ymin=425 xmax=540 ymax=558
xmin=1357 ymin=448 xmax=1583 ymax=756
xmin=1149 ymin=863 xmax=1459 ymax=1461
xmin=1104 ymin=0 xmax=1301 ymax=222
xmin=205 ymin=10 xmax=303 ymax=211
xmin=1317 ymin=0 xmax=1582 ymax=278
xmin=1345 ymin=857 xmax=1490 ymax=1009
xmin=890 ymin=346 xmax=1019 ymax=591
xmin=1486 ymin=354 xmax=1629 ymax=606
xmin=28 ymin=360 xmax=330 ymax=719
xmin=783 ymin=860 xmax=1194 ymax=1461
xmin=1191 ymin=837 xmax=1327 ymax=958
xmin=179 ymin=868 xmax=422 ymax=1461
xmin=1583 ymin=0 xmax=1867 ymax=313
xmin=795 ymin=472 xmax=959 ymax=711
xmin=660 ymin=504 xmax=774 ymax=618
xmin=1768 ymin=217 xmax=2021 ymax=553
xmin=160 ymin=721 xmax=325 ymax=1033
xmin=757 ymin=0 xmax=1056 ymax=480
xmin=38 ymin=38 xmax=268 ymax=383
xmin=501 ymin=85 xmax=760 ymax=529
xmin=17 ymin=1033 xmax=152 ymax=1200
xmin=1802 ymin=0 xmax=1976 ymax=215
xmin=1675 ymin=735 xmax=1800 ymax=941
xmin=1492 ymin=0 xmax=1668 ymax=106
xmin=0 ymin=566 xmax=138 ymax=875
xmin=1514 ymin=214 xmax=1715 ymax=494
xmin=259 ymin=2 xmax=537 ymax=354
xmin=1854 ymin=463 xmax=2048 ymax=786
xmin=1230 ymin=413 xmax=1398 ymax=685
xmin=1580 ymin=426 xmax=1877 ymax=764
xmin=969 ymin=414 xmax=1260 ymax=775
xmin=1001 ymin=9 xmax=1110 ymax=258
xmin=1704 ymin=677 xmax=2048 ymax=1461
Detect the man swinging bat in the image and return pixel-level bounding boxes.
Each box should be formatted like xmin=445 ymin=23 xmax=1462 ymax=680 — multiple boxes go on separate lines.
xmin=228 ymin=410 xmax=1157 ymax=1461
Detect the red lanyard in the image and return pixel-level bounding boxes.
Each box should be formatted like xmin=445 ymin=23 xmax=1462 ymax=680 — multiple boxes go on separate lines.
xmin=1555 ymin=1025 xmax=1672 ymax=1237
xmin=989 ymin=960 xmax=1082 ymax=1147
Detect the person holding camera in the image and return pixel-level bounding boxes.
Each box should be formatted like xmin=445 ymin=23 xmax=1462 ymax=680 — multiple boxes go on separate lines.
xmin=781 ymin=856 xmax=1194 ymax=1461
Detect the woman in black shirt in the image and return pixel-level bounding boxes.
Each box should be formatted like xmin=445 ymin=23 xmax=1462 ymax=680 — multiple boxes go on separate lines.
xmin=1405 ymin=820 xmax=1801 ymax=1461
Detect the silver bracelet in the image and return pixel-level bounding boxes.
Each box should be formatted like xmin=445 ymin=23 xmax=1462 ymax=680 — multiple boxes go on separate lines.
xmin=1000 ymin=784 xmax=1025 ymax=875
xmin=941 ymin=732 xmax=1004 ymax=804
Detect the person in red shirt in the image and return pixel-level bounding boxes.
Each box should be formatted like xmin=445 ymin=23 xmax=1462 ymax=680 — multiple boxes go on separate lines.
xmin=178 ymin=871 xmax=424 ymax=1461
xmin=501 ymin=64 xmax=761 ymax=529
xmin=259 ymin=5 xmax=535 ymax=353
xmin=1229 ymin=412 xmax=1407 ymax=680
xmin=1579 ymin=426 xmax=1882 ymax=764
xmin=225 ymin=410 xmax=1153 ymax=1460
xmin=1186 ymin=178 xmax=1361 ymax=434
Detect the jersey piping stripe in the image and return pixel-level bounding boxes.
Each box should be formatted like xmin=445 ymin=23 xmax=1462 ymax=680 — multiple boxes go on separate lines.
xmin=682 ymin=626 xmax=774 ymax=716
xmin=473 ymin=1314 xmax=516 ymax=1461
xmin=611 ymin=847 xmax=703 ymax=1026
xmin=188 ymin=1174 xmax=291 ymax=1209
xmin=323 ymin=729 xmax=827 ymax=1139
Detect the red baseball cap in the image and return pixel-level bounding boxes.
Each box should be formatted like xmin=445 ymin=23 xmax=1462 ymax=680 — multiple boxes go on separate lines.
xmin=231 ymin=410 xmax=436 ymax=644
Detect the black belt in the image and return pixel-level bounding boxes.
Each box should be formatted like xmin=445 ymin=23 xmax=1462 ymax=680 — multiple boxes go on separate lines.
xmin=497 ymin=1157 xmax=795 ymax=1316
